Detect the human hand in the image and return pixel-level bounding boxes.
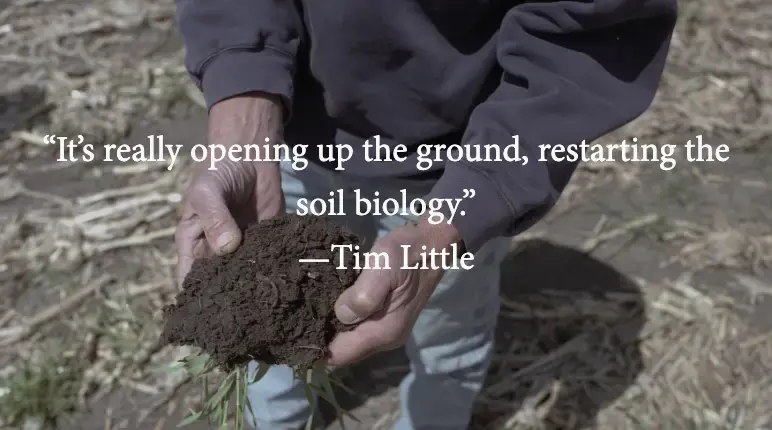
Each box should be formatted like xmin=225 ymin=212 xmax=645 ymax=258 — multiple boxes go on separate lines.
xmin=326 ymin=217 xmax=464 ymax=365
xmin=175 ymin=93 xmax=285 ymax=288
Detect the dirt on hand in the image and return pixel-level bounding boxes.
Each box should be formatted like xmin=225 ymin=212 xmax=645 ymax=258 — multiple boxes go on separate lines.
xmin=160 ymin=214 xmax=360 ymax=370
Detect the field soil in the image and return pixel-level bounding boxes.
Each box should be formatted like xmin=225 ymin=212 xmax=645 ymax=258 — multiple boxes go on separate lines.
xmin=161 ymin=214 xmax=360 ymax=370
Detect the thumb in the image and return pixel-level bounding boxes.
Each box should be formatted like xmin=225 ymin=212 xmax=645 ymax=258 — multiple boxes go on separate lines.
xmin=188 ymin=185 xmax=242 ymax=255
xmin=335 ymin=265 xmax=394 ymax=324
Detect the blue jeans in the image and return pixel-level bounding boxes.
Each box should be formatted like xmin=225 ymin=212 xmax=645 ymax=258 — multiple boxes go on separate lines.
xmin=246 ymin=160 xmax=509 ymax=429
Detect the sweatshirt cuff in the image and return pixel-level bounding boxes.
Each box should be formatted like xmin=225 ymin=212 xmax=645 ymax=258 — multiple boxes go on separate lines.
xmin=200 ymin=48 xmax=294 ymax=120
xmin=426 ymin=162 xmax=513 ymax=253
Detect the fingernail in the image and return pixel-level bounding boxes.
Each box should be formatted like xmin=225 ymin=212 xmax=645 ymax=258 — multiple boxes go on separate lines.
xmin=336 ymin=304 xmax=360 ymax=325
xmin=216 ymin=232 xmax=235 ymax=253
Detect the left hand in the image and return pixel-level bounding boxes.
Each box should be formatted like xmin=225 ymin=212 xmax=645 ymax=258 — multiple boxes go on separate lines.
xmin=326 ymin=217 xmax=463 ymax=365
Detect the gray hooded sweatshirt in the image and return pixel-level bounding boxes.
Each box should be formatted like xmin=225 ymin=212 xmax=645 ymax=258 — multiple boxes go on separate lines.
xmin=175 ymin=0 xmax=677 ymax=251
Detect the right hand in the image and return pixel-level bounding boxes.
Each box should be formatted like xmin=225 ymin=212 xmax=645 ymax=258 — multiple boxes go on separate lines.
xmin=175 ymin=93 xmax=286 ymax=288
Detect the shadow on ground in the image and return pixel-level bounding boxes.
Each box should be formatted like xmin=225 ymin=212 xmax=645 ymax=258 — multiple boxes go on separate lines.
xmin=324 ymin=239 xmax=645 ymax=430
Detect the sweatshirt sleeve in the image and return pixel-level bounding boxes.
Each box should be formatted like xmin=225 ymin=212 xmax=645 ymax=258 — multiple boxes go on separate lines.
xmin=427 ymin=0 xmax=678 ymax=252
xmin=175 ymin=0 xmax=304 ymax=112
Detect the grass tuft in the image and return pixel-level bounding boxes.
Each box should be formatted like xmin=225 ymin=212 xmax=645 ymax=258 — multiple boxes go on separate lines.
xmin=0 ymin=354 xmax=83 ymax=429
xmin=156 ymin=350 xmax=357 ymax=429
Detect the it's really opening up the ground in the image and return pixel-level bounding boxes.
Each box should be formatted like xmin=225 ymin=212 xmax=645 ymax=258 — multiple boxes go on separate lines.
xmin=159 ymin=214 xmax=360 ymax=370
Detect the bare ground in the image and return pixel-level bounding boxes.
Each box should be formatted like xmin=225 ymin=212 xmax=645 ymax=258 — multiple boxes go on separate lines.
xmin=0 ymin=0 xmax=771 ymax=429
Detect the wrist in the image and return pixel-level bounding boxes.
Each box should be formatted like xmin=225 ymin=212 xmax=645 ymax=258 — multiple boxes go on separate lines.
xmin=211 ymin=91 xmax=283 ymax=114
xmin=209 ymin=92 xmax=284 ymax=150
xmin=416 ymin=216 xmax=464 ymax=252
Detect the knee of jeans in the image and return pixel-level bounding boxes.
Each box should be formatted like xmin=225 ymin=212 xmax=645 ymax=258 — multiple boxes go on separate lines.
xmin=245 ymin=406 xmax=311 ymax=430
xmin=245 ymin=380 xmax=314 ymax=429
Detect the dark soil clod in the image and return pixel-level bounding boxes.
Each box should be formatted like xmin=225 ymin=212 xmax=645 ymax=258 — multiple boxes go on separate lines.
xmin=160 ymin=214 xmax=360 ymax=370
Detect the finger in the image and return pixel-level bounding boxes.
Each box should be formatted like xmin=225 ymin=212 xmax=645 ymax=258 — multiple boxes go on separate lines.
xmin=254 ymin=164 xmax=286 ymax=221
xmin=188 ymin=183 xmax=242 ymax=255
xmin=325 ymin=322 xmax=391 ymax=366
xmin=334 ymin=262 xmax=395 ymax=324
xmin=175 ymin=216 xmax=209 ymax=289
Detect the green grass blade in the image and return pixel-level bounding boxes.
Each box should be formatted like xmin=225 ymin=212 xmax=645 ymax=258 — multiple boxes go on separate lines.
xmin=308 ymin=383 xmax=340 ymax=410
xmin=327 ymin=375 xmax=356 ymax=395
xmin=177 ymin=410 xmax=202 ymax=427
xmin=204 ymin=373 xmax=236 ymax=413
xmin=303 ymin=369 xmax=317 ymax=430
xmin=151 ymin=361 xmax=184 ymax=374
xmin=250 ymin=361 xmax=271 ymax=384
xmin=234 ymin=368 xmax=241 ymax=430
xmin=182 ymin=353 xmax=209 ymax=373
xmin=245 ymin=396 xmax=258 ymax=427
xmin=203 ymin=375 xmax=209 ymax=403
xmin=318 ymin=372 xmax=350 ymax=428
xmin=220 ymin=398 xmax=229 ymax=428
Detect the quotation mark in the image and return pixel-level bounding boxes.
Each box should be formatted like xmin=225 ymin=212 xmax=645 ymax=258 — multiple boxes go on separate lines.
xmin=459 ymin=189 xmax=475 ymax=216
xmin=43 ymin=134 xmax=84 ymax=145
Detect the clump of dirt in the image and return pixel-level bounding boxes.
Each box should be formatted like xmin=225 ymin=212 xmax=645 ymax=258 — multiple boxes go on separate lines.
xmin=160 ymin=214 xmax=360 ymax=370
